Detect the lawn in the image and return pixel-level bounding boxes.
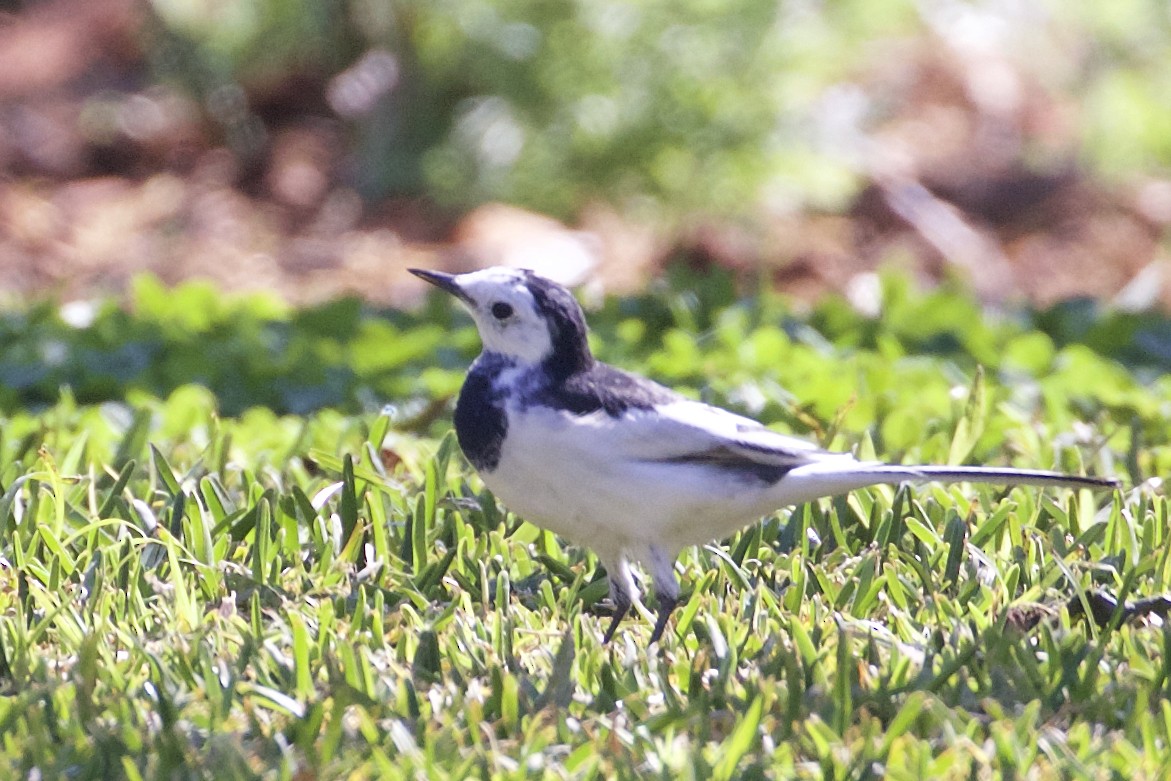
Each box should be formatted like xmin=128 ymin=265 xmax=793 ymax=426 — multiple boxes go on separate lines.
xmin=1 ymin=270 xmax=1170 ymax=779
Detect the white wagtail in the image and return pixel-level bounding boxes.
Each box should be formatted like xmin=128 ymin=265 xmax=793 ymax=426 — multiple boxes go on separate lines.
xmin=411 ymin=266 xmax=1120 ymax=644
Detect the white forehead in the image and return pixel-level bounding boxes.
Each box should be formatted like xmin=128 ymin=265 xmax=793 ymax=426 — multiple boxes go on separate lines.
xmin=457 ymin=268 xmax=536 ymax=307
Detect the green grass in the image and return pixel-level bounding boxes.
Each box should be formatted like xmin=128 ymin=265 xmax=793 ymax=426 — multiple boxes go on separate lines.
xmin=2 ymin=272 xmax=1171 ymax=779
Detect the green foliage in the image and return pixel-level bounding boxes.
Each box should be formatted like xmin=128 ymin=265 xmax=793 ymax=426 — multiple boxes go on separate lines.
xmin=0 ymin=275 xmax=466 ymax=417
xmin=149 ymin=0 xmax=355 ymax=82
xmin=150 ymin=0 xmax=910 ymax=213
xmin=2 ymin=273 xmax=1171 ymax=777
xmin=1064 ymin=1 xmax=1171 ymax=174
xmin=407 ymin=0 xmax=896 ymax=215
xmin=146 ymin=0 xmax=1171 ymax=218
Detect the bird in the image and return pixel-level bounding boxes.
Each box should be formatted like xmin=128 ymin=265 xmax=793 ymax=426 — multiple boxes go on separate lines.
xmin=410 ymin=266 xmax=1120 ymax=644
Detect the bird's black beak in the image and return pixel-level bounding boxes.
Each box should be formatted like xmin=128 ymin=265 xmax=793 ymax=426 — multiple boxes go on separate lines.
xmin=410 ymin=268 xmax=470 ymax=303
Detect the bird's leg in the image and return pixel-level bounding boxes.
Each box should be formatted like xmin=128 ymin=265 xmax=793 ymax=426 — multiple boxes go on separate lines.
xmin=601 ymin=557 xmax=638 ymax=644
xmin=602 ymin=583 xmax=631 ymax=644
xmin=648 ymin=593 xmax=679 ymax=645
xmin=647 ymin=545 xmax=681 ymax=645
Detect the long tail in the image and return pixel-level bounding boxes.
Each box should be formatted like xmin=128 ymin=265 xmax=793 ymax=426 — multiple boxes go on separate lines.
xmin=775 ymin=462 xmax=1119 ymax=506
xmin=888 ymin=465 xmax=1119 ymax=491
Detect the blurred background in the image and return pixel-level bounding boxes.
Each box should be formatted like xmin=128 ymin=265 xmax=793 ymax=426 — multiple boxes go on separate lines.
xmin=1 ymin=0 xmax=1169 ymax=307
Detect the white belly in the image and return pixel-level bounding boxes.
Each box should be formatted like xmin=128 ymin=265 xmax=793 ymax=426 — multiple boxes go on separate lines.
xmin=480 ymin=405 xmax=776 ymax=561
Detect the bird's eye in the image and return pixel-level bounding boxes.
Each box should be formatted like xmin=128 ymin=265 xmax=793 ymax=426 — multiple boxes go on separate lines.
xmin=491 ymin=302 xmax=514 ymax=320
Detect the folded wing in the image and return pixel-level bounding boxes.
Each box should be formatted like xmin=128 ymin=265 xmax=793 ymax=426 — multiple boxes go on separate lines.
xmin=584 ymin=399 xmax=858 ymax=483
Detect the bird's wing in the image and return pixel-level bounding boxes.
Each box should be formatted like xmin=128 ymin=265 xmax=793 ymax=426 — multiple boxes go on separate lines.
xmin=587 ymin=399 xmax=856 ymax=472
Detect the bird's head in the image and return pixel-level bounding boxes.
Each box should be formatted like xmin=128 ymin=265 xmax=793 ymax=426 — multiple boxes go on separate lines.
xmin=410 ymin=267 xmax=593 ymax=377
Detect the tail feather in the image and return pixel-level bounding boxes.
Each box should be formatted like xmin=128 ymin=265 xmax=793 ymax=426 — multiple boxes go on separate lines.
xmin=896 ymin=465 xmax=1119 ymax=492
xmin=776 ymin=461 xmax=1119 ymax=507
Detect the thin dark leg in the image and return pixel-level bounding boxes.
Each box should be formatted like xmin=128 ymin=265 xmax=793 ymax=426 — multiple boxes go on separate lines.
xmin=648 ymin=592 xmax=680 ymax=645
xmin=602 ymin=581 xmax=631 ymax=644
xmin=645 ymin=545 xmax=680 ymax=645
